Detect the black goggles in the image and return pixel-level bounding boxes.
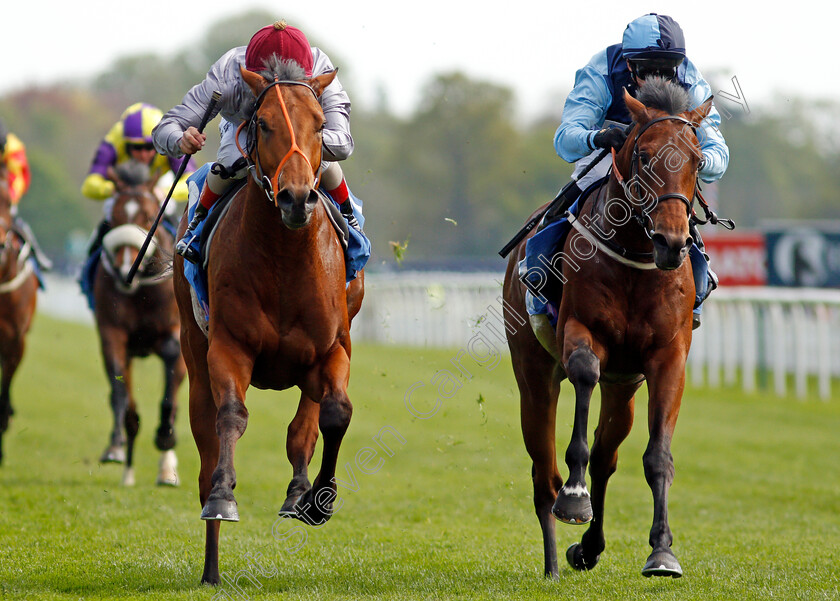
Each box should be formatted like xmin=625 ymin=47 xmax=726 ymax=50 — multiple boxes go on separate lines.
xmin=634 ymin=65 xmax=678 ymax=81
xmin=127 ymin=142 xmax=155 ymax=152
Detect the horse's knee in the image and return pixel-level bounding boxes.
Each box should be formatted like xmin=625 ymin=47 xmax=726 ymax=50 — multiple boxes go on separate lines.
xmin=215 ymin=401 xmax=249 ymax=438
xmin=566 ymin=347 xmax=600 ymax=389
xmin=159 ymin=337 xmax=181 ymax=364
xmin=319 ymin=391 xmax=352 ymax=435
xmin=642 ymin=445 xmax=674 ymax=485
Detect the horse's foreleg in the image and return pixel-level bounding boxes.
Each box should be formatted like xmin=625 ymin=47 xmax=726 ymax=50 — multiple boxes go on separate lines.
xmin=99 ymin=330 xmax=129 ymax=464
xmin=155 ymin=335 xmax=184 ymax=451
xmin=567 ymin=379 xmax=640 ymax=572
xmin=279 ymin=393 xmax=320 ymax=516
xmin=0 ymin=341 xmax=24 ymax=465
xmin=296 ymin=345 xmax=352 ymax=526
xmin=122 ymin=366 xmax=139 ymax=486
xmin=553 ymin=318 xmax=605 ymax=525
xmin=201 ymin=341 xmax=254 ymax=523
xmin=640 ymin=349 xmax=687 ymax=578
xmin=155 ymin=335 xmax=185 ymax=487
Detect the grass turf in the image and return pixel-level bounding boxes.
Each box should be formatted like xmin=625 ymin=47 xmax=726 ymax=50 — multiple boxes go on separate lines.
xmin=0 ymin=314 xmax=838 ymax=600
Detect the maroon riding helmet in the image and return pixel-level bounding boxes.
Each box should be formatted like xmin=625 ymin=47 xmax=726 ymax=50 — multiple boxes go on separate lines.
xmin=245 ymin=20 xmax=314 ymax=76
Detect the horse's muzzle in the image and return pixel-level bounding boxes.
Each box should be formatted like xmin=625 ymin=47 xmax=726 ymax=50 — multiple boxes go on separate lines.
xmin=651 ymin=232 xmax=691 ymax=270
xmin=276 ymin=187 xmax=319 ymax=230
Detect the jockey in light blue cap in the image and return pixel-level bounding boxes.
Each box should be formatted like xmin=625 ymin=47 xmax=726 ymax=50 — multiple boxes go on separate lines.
xmin=533 ymin=13 xmax=729 ymax=329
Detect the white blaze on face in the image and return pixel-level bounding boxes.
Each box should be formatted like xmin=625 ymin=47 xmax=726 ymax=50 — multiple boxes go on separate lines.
xmin=119 ymin=247 xmax=135 ymax=280
xmin=124 ymin=200 xmax=140 ymax=223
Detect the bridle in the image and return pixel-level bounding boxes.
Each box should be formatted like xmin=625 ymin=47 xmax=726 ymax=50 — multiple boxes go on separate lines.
xmin=610 ymin=115 xmax=698 ymax=236
xmin=237 ymin=78 xmax=322 ymax=205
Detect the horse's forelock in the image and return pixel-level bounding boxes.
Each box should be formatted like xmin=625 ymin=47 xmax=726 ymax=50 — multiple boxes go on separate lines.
xmin=256 ymin=54 xmax=307 ymax=83
xmin=115 ymin=161 xmax=151 ymax=186
xmin=636 ymin=77 xmax=691 ymax=116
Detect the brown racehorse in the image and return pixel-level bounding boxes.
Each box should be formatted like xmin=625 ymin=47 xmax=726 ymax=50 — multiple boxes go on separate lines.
xmin=172 ymin=57 xmax=364 ymax=585
xmin=0 ymin=165 xmax=38 ymax=465
xmin=93 ymin=161 xmax=185 ymax=487
xmin=503 ymin=80 xmax=713 ymax=578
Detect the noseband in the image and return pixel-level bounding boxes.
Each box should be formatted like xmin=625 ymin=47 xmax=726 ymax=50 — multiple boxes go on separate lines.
xmin=611 ymin=116 xmax=699 ymax=235
xmin=237 ymin=79 xmax=321 ymax=205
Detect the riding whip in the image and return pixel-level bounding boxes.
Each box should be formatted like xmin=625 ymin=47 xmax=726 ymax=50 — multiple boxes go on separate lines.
xmin=125 ymin=90 xmax=222 ymax=285
xmin=498 ymin=123 xmax=635 ymax=259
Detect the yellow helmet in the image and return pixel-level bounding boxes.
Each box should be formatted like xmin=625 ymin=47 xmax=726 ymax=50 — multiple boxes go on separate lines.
xmin=121 ymin=102 xmax=163 ymax=145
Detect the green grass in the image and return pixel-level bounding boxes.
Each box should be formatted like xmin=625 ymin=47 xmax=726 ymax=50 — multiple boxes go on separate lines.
xmin=0 ymin=314 xmax=839 ymax=600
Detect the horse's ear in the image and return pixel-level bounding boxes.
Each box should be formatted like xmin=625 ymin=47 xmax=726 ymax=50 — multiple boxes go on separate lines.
xmin=107 ymin=166 xmax=127 ymax=192
xmin=240 ymin=66 xmax=267 ymax=97
xmin=309 ymin=69 xmax=338 ymax=98
xmin=624 ymin=89 xmax=650 ymax=124
xmin=687 ymin=96 xmax=714 ymax=125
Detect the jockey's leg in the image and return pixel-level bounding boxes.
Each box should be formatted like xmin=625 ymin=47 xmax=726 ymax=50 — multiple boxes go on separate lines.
xmin=320 ymin=162 xmax=361 ymax=231
xmin=689 ymin=222 xmax=718 ymax=330
xmin=176 ymin=118 xmax=246 ymax=263
xmin=12 ymin=215 xmax=52 ymax=270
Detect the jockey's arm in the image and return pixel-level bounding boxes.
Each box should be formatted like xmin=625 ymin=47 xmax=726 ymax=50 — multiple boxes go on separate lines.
xmin=312 ymin=48 xmax=353 ymax=162
xmin=553 ymin=54 xmax=611 ymax=164
xmin=684 ymin=61 xmax=729 ymax=183
xmin=82 ymin=139 xmax=119 ymax=200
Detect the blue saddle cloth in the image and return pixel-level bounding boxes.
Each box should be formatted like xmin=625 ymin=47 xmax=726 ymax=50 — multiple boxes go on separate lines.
xmin=522 ymin=178 xmax=710 ymax=325
xmin=183 ymin=164 xmax=371 ymax=323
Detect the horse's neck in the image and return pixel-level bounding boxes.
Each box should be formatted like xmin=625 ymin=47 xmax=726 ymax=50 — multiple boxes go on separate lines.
xmin=585 ymin=176 xmax=653 ymax=255
xmin=240 ymin=184 xmax=327 ymax=256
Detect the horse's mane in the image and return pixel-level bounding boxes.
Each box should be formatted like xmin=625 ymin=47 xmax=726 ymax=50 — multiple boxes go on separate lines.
xmin=256 ymin=54 xmax=307 ymax=83
xmin=115 ymin=161 xmax=151 ymax=186
xmin=636 ymin=77 xmax=691 ymax=116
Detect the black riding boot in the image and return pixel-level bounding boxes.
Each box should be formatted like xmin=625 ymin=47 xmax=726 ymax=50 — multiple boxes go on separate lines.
xmin=339 ymin=200 xmax=361 ymax=232
xmin=175 ymin=204 xmax=208 ymax=264
xmin=689 ymin=222 xmax=718 ymax=329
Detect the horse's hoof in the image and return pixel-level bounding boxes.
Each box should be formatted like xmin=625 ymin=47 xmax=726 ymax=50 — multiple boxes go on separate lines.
xmin=121 ymin=467 xmax=136 ymax=487
xmin=100 ymin=445 xmax=126 ymax=464
xmin=552 ymin=488 xmax=593 ymax=524
xmin=156 ymin=450 xmax=179 ymax=486
xmin=201 ymin=498 xmax=239 ymax=522
xmin=290 ymin=486 xmax=334 ymax=526
xmin=566 ymin=543 xmax=599 ymax=571
xmin=642 ymin=549 xmax=683 ymax=578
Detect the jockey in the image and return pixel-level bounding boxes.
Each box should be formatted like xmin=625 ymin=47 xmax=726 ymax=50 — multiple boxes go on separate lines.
xmin=0 ymin=120 xmax=52 ymax=270
xmin=152 ymin=20 xmax=360 ymax=264
xmin=81 ymin=102 xmax=196 ymax=256
xmin=544 ymin=13 xmax=729 ymax=329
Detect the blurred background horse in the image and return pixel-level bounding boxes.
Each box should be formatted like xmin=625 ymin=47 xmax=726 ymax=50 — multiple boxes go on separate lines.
xmin=91 ymin=161 xmax=185 ymax=486
xmin=0 ymin=163 xmax=39 ymax=465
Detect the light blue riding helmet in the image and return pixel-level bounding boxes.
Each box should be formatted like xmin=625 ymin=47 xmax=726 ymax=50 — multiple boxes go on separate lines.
xmin=622 ymin=13 xmax=686 ymax=61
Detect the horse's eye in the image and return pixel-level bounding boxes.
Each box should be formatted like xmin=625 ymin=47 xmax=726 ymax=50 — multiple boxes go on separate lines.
xmin=258 ymin=118 xmax=269 ymax=133
xmin=639 ymin=151 xmax=651 ymax=166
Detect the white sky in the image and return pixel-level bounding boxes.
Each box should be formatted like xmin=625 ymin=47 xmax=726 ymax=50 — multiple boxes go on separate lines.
xmin=2 ymin=1 xmax=834 ymax=120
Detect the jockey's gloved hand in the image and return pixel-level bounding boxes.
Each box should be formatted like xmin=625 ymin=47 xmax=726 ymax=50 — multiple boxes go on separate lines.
xmin=593 ymin=127 xmax=628 ymax=150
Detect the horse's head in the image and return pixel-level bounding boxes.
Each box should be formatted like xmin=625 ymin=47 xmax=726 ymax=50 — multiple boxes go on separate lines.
xmin=102 ymin=161 xmax=163 ymax=284
xmin=617 ymin=79 xmax=713 ymax=270
xmin=240 ymin=57 xmax=337 ymax=229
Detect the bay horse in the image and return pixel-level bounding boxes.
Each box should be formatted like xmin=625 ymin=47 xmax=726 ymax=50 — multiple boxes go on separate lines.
xmin=173 ymin=57 xmax=364 ymax=585
xmin=93 ymin=161 xmax=185 ymax=487
xmin=503 ymin=80 xmax=713 ymax=578
xmin=0 ymin=164 xmax=39 ymax=465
